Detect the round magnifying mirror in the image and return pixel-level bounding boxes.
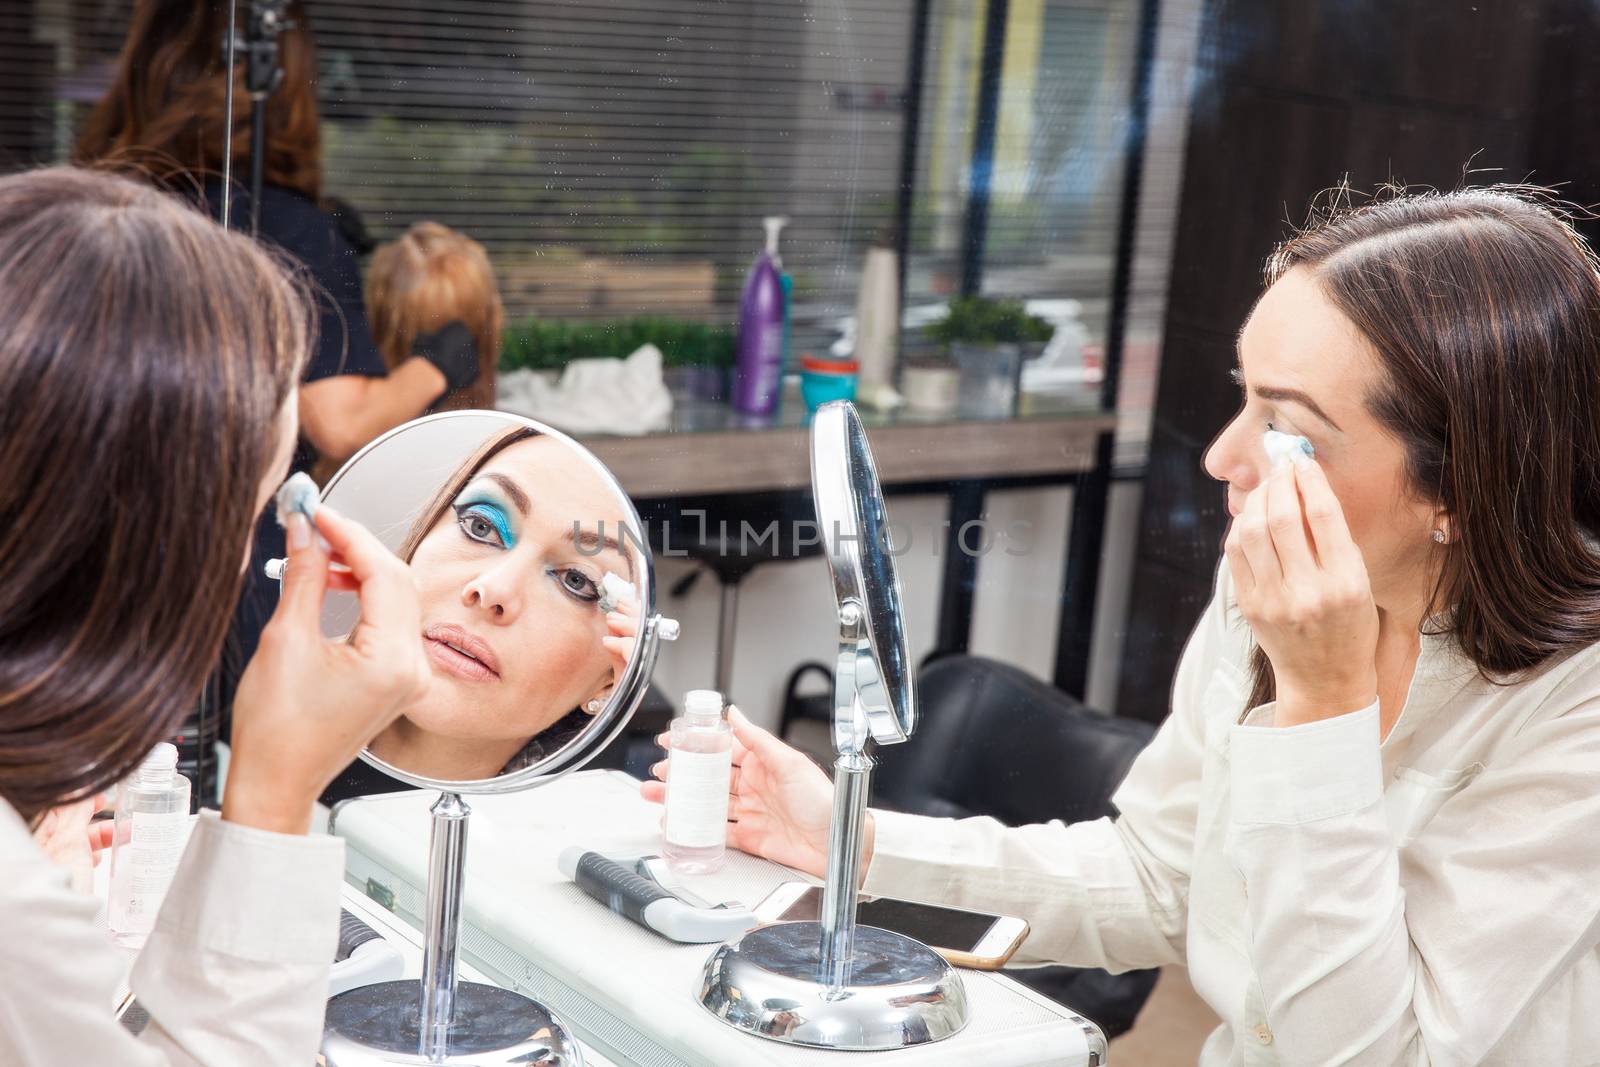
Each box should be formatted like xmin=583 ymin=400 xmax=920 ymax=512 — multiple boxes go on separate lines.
xmin=697 ymin=402 xmax=963 ymax=1052
xmin=809 ymin=400 xmax=915 ymax=752
xmin=315 ymin=410 xmax=664 ymax=793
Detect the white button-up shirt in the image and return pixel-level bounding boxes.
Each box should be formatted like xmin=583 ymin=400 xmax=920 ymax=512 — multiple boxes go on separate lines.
xmin=0 ymin=805 xmax=344 ymax=1064
xmin=864 ymin=560 xmax=1600 ymax=1065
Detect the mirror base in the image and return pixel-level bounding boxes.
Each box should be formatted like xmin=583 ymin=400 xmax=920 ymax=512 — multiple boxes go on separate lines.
xmin=320 ymin=980 xmax=583 ymax=1066
xmin=698 ymin=921 xmax=969 ymax=1050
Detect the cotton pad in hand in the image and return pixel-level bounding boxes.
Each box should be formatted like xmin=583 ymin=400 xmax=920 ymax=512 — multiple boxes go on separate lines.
xmin=1263 ymin=429 xmax=1314 ymax=466
xmin=598 ymin=572 xmax=636 ymax=614
xmin=274 ymin=471 xmax=320 ymax=526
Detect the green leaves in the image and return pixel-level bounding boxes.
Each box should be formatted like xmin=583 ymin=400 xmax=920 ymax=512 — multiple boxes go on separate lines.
xmin=499 ymin=316 xmax=736 ymax=372
xmin=925 ymin=296 xmax=1054 ymax=346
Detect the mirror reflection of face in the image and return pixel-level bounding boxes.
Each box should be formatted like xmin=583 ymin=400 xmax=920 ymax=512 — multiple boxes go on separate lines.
xmin=372 ymin=434 xmax=638 ymax=780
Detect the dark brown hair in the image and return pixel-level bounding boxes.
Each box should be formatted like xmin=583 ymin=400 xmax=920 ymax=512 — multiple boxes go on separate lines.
xmin=1243 ymin=185 xmax=1600 ymax=710
xmin=0 ymin=167 xmax=308 ymax=824
xmin=75 ymin=0 xmax=323 ymax=201
xmin=368 ymin=222 xmax=503 ymax=412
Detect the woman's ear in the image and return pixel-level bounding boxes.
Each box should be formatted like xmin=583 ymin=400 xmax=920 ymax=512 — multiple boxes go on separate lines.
xmin=1431 ymin=508 xmax=1453 ymax=545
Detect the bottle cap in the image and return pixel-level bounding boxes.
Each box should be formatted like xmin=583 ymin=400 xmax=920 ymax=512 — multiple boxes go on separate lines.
xmin=763 ymin=216 xmax=789 ymax=259
xmin=684 ymin=689 xmax=725 ymax=725
xmin=136 ymin=742 xmax=179 ymax=786
xmin=801 ymin=354 xmax=859 ymax=375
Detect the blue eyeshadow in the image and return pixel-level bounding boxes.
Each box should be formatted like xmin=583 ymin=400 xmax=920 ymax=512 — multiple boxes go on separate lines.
xmin=455 ymin=494 xmax=517 ymax=548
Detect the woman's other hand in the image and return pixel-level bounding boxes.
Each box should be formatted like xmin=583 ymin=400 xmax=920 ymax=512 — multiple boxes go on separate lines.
xmin=1224 ymin=456 xmax=1380 ymax=726
xmin=641 ymin=706 xmax=848 ymax=879
xmin=599 ymin=594 xmax=638 ymax=693
xmin=32 ymin=794 xmax=111 ymax=871
xmin=224 ymin=507 xmax=430 ymax=834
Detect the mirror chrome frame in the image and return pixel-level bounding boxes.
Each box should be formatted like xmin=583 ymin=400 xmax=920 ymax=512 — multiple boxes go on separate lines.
xmin=315 ymin=410 xmax=668 ymax=795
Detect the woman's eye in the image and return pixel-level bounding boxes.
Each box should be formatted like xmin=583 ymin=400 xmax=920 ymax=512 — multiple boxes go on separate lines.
xmin=555 ymin=568 xmax=600 ymax=602
xmin=454 ymin=504 xmax=508 ymax=547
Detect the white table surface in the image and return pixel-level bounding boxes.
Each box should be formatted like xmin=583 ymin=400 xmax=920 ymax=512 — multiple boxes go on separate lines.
xmin=331 ymin=770 xmax=1105 ymax=1066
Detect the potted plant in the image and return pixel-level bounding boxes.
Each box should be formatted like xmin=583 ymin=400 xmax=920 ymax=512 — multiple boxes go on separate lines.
xmin=500 ymin=315 xmax=736 ymax=399
xmin=923 ymin=296 xmax=1053 ymax=417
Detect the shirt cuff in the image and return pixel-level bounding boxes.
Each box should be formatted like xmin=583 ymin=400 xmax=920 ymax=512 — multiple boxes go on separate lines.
xmin=862 ymin=808 xmax=954 ymax=900
xmin=148 ymin=810 xmax=345 ymax=964
xmin=1229 ymin=702 xmax=1383 ymax=826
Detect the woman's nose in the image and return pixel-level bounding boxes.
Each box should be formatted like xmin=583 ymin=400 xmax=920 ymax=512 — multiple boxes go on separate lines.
xmin=1203 ymin=416 xmax=1261 ymax=489
xmin=462 ymin=558 xmax=528 ymax=623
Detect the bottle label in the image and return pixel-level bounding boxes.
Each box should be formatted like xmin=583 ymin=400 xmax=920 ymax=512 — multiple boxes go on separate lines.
xmin=113 ymin=810 xmax=187 ymax=929
xmin=664 ymin=748 xmax=732 ymax=849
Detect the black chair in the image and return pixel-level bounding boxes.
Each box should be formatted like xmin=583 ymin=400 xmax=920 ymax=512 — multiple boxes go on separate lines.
xmin=778 ymin=660 xmax=834 ymax=742
xmin=872 ymin=654 xmax=1160 ymax=1040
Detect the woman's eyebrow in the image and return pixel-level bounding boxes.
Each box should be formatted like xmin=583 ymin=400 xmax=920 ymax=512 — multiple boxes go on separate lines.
xmin=567 ymin=526 xmax=637 ymax=581
xmin=1253 ymin=385 xmax=1344 ymax=433
xmin=1232 ymin=359 xmax=1344 ymax=434
xmin=482 ymin=472 xmax=530 ymax=514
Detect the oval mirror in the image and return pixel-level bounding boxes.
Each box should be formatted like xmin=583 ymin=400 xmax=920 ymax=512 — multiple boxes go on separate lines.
xmin=314 ymin=410 xmax=662 ymax=793
xmin=809 ymin=400 xmax=915 ymax=751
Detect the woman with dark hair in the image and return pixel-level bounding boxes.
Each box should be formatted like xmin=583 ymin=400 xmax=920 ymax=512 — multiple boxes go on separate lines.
xmin=76 ymin=0 xmax=479 ymax=783
xmin=0 ymin=166 xmax=427 ymax=1062
xmin=649 ymin=187 xmax=1600 ymax=1064
xmin=75 ymin=0 xmax=476 ymax=461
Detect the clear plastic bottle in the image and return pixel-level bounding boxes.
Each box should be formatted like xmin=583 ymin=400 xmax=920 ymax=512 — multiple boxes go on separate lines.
xmin=108 ymin=742 xmax=191 ymax=948
xmin=663 ymin=689 xmax=732 ymax=874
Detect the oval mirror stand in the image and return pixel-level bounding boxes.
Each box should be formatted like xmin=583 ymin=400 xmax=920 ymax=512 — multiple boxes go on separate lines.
xmin=294 ymin=411 xmax=678 ymax=1067
xmin=697 ymin=401 xmax=969 ymax=1050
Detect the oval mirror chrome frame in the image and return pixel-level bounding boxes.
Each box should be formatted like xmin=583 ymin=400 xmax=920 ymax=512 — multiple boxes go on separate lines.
xmin=808 ymin=400 xmax=914 ymax=752
xmin=297 ymin=410 xmax=677 ymax=1067
xmin=697 ymin=401 xmax=968 ymax=1050
xmin=314 ymin=410 xmax=670 ymax=795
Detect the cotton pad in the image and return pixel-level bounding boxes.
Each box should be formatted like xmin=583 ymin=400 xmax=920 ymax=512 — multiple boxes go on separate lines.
xmin=598 ymin=571 xmax=636 ymax=614
xmin=274 ymin=471 xmax=320 ymax=527
xmin=1263 ymin=429 xmax=1314 ymax=467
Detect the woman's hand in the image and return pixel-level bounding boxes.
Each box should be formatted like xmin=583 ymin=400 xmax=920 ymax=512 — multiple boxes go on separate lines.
xmin=32 ymin=794 xmax=111 ymax=871
xmin=224 ymin=507 xmax=430 ymax=834
xmin=1225 ymin=457 xmax=1379 ymax=727
xmin=641 ymin=707 xmax=846 ymax=880
xmin=599 ymin=594 xmax=638 ymax=694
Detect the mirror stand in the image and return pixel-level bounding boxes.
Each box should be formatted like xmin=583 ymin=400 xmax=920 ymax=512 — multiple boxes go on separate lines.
xmin=321 ymin=793 xmax=583 ymax=1066
xmin=697 ymin=603 xmax=969 ymax=1050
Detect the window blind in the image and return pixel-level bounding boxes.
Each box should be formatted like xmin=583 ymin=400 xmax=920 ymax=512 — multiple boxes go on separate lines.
xmin=0 ymin=0 xmax=1155 ymax=366
xmin=309 ymin=0 xmax=916 ymax=356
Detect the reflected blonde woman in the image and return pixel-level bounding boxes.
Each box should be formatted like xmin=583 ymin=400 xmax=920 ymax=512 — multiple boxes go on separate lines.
xmin=367 ymin=221 xmax=503 ymax=413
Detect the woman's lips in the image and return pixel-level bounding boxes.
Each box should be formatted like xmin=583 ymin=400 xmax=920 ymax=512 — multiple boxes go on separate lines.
xmin=423 ymin=622 xmax=501 ymax=682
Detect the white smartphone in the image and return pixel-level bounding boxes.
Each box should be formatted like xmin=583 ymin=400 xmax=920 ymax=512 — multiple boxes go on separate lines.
xmin=754 ymin=881 xmax=1030 ymax=970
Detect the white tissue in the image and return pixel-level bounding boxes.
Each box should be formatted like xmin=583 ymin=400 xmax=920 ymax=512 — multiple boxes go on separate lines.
xmin=598 ymin=572 xmax=636 ymax=613
xmin=274 ymin=471 xmax=319 ymax=526
xmin=496 ymin=344 xmax=673 ymax=436
xmin=1263 ymin=429 xmax=1314 ymax=466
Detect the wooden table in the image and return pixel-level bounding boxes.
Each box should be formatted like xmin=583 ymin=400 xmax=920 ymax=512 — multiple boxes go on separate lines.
xmin=577 ymin=399 xmax=1118 ymax=698
xmin=585 ymin=407 xmax=1116 ymax=497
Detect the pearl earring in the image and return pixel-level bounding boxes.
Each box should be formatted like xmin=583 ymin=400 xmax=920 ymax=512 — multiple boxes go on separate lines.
xmin=1432 ymin=529 xmax=1447 ymax=544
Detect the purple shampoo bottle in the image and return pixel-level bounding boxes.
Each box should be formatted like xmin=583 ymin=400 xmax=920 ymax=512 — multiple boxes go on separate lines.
xmin=732 ymin=217 xmax=788 ymax=415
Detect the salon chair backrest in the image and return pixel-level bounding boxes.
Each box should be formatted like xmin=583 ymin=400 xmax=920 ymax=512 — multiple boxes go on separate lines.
xmin=874 ymin=655 xmax=1156 ymax=827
